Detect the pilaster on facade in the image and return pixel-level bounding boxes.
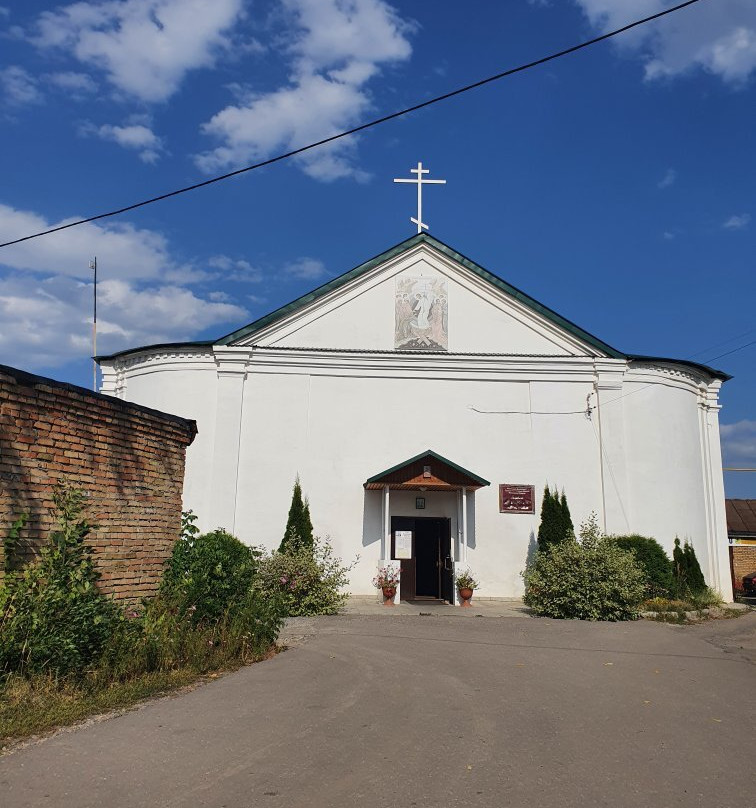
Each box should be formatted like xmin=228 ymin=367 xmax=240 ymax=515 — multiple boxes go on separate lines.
xmin=206 ymin=348 xmax=253 ymax=534
xmin=697 ymin=379 xmax=732 ymax=599
xmin=593 ymin=361 xmax=630 ymax=535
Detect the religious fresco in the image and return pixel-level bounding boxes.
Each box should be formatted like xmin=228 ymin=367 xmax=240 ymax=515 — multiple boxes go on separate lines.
xmin=395 ymin=276 xmax=448 ymax=351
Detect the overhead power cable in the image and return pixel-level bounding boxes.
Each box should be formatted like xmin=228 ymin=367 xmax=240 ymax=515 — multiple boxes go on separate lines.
xmin=0 ymin=0 xmax=707 ymax=250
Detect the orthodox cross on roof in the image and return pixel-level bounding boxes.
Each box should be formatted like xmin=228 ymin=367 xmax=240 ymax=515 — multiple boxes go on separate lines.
xmin=393 ymin=161 xmax=446 ymax=234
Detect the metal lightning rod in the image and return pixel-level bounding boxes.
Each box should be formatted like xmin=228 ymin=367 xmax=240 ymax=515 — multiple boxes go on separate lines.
xmin=90 ymin=257 xmax=97 ymax=391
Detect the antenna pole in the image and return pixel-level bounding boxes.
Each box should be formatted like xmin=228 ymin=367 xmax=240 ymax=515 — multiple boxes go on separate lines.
xmin=91 ymin=257 xmax=97 ymax=391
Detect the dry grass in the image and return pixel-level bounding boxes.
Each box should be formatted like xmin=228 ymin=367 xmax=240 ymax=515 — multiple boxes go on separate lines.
xmin=0 ymin=646 xmax=278 ymax=750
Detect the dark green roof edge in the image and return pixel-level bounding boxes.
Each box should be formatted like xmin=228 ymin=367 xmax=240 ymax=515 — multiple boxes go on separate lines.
xmin=95 ymin=340 xmax=214 ymax=363
xmin=627 ymin=355 xmax=732 ymax=382
xmin=94 ymin=234 xmax=731 ymax=383
xmin=365 ymin=449 xmax=491 ymax=487
xmin=217 ymin=232 xmax=626 ymax=358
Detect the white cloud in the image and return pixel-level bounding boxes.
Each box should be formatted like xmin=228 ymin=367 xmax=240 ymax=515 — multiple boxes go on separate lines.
xmin=663 ymin=230 xmax=675 ymax=240
xmin=284 ymin=257 xmax=327 ymax=280
xmin=0 ymin=7 xmax=10 ymax=18
xmin=208 ymin=254 xmax=263 ymax=283
xmin=723 ymin=213 xmax=751 ymax=230
xmin=46 ymin=71 xmax=98 ymax=96
xmin=197 ymin=0 xmax=415 ymax=181
xmin=574 ymin=1 xmax=756 ymax=85
xmin=657 ymin=168 xmax=676 ymax=189
xmin=85 ymin=121 xmax=165 ymax=163
xmin=720 ymin=420 xmax=756 ymax=466
xmin=0 ymin=272 xmax=246 ymax=369
xmin=0 ymin=66 xmax=42 ymax=105
xmin=31 ymin=0 xmax=244 ymax=103
xmin=0 ymin=203 xmax=181 ymax=281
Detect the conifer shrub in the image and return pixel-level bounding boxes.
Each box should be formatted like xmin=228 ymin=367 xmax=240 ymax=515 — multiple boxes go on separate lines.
xmin=672 ymin=537 xmax=707 ymax=597
xmin=279 ymin=477 xmax=314 ymax=554
xmin=537 ymin=485 xmax=574 ymax=551
xmin=160 ymin=523 xmax=260 ymax=623
xmin=610 ymin=535 xmax=674 ymax=598
xmin=524 ymin=513 xmax=646 ymax=621
xmin=0 ymin=483 xmax=119 ymax=676
xmin=256 ymin=537 xmax=355 ymax=616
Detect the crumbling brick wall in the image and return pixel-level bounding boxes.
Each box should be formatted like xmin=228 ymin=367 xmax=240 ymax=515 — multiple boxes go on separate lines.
xmin=0 ymin=364 xmax=196 ymax=601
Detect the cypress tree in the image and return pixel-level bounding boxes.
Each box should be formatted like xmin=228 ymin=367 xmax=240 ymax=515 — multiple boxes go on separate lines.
xmin=279 ymin=477 xmax=314 ymax=554
xmin=672 ymin=537 xmax=686 ymax=595
xmin=683 ymin=541 xmax=706 ymax=593
xmin=560 ymin=490 xmax=574 ymax=540
xmin=537 ymin=486 xmax=564 ymax=551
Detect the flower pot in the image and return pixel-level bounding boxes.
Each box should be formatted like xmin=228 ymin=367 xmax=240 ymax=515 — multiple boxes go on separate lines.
xmin=458 ymin=587 xmax=474 ymax=608
xmin=382 ymin=586 xmax=397 ymax=606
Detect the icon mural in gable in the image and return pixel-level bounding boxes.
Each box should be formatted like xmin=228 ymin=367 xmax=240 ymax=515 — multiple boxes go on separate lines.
xmin=395 ymin=276 xmax=448 ymax=351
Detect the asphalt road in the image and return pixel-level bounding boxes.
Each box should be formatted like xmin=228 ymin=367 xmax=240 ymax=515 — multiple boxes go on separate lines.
xmin=2 ymin=613 xmax=755 ymax=808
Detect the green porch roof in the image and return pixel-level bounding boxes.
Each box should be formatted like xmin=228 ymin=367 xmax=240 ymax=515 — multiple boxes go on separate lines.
xmin=365 ymin=449 xmax=491 ymax=489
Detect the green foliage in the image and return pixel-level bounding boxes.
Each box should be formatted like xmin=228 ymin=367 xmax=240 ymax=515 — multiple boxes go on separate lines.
xmin=256 ymin=537 xmax=355 ymax=616
xmin=161 ymin=528 xmax=260 ymax=623
xmin=537 ymin=485 xmax=573 ymax=551
xmin=279 ymin=477 xmax=314 ymax=554
xmin=455 ymin=569 xmax=479 ymax=590
xmin=610 ymin=535 xmax=674 ymax=598
xmin=672 ymin=537 xmax=707 ymax=597
xmin=180 ymin=509 xmax=200 ymax=541
xmin=560 ymin=491 xmax=574 ymax=540
xmin=3 ymin=513 xmax=29 ymax=574
xmin=524 ymin=514 xmax=646 ymax=621
xmin=0 ymin=483 xmax=119 ymax=676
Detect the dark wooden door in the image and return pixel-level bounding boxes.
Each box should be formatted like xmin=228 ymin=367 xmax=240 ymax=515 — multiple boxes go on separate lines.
xmin=415 ymin=518 xmax=441 ymax=597
xmin=392 ymin=516 xmax=416 ymax=601
xmin=440 ymin=519 xmax=454 ymax=603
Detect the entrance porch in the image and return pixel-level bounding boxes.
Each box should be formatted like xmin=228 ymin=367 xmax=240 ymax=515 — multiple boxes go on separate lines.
xmin=364 ymin=450 xmax=490 ymax=603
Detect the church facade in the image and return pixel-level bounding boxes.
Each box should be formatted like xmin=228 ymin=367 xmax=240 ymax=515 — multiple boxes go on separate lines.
xmin=97 ymin=234 xmax=733 ymax=601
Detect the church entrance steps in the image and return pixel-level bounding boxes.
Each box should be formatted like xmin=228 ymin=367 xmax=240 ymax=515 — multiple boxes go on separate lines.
xmin=341 ymin=595 xmax=533 ymax=618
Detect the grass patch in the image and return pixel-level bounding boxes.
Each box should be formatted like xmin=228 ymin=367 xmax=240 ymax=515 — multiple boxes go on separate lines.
xmin=1 ymin=647 xmax=277 ymax=749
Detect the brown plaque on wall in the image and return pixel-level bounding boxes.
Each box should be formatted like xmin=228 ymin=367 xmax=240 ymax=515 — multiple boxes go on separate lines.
xmin=499 ymin=484 xmax=535 ymax=514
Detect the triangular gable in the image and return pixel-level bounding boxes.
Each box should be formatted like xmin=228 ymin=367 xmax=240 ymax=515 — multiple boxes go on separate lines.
xmin=217 ymin=233 xmax=624 ymax=357
xmin=364 ymin=449 xmax=490 ymax=491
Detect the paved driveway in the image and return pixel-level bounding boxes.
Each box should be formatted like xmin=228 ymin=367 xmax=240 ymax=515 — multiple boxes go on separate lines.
xmin=2 ymin=613 xmax=755 ymax=808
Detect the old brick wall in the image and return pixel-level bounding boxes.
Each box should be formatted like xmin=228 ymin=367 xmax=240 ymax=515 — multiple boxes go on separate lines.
xmin=730 ymin=545 xmax=756 ymax=592
xmin=0 ymin=364 xmax=196 ymax=600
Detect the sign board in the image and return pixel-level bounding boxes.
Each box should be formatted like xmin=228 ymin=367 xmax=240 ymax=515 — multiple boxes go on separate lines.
xmin=499 ymin=484 xmax=535 ymax=514
xmin=394 ymin=530 xmax=413 ymax=559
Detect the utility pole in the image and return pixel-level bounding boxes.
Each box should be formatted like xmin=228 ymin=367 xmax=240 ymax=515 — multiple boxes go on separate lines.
xmin=90 ymin=257 xmax=97 ymax=391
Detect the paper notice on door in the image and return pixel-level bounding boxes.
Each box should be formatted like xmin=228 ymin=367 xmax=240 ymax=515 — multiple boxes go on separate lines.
xmin=394 ymin=530 xmax=413 ymax=559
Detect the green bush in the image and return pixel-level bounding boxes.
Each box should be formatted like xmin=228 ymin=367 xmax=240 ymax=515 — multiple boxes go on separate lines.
xmin=256 ymin=537 xmax=355 ymax=616
xmin=610 ymin=535 xmax=674 ymax=598
xmin=160 ymin=527 xmax=260 ymax=623
xmin=524 ymin=513 xmax=646 ymax=621
xmin=0 ymin=483 xmax=119 ymax=676
xmin=98 ymin=588 xmax=285 ymax=681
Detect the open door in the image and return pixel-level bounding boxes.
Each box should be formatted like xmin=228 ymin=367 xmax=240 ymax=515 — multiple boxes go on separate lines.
xmin=440 ymin=518 xmax=454 ymax=603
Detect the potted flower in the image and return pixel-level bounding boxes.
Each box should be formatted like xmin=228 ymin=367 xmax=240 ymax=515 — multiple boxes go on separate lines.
xmin=373 ymin=565 xmax=401 ymax=606
xmin=455 ymin=569 xmax=479 ymax=608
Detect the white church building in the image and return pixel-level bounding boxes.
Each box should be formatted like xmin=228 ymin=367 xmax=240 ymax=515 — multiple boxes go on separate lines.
xmin=98 ymin=232 xmax=733 ymax=601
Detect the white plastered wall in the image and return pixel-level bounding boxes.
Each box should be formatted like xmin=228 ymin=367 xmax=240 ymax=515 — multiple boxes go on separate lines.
xmin=97 ymin=244 xmax=733 ymax=600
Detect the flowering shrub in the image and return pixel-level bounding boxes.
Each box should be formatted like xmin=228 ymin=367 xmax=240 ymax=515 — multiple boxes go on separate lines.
xmin=255 ymin=538 xmax=355 ymax=616
xmin=523 ymin=513 xmax=646 ymax=621
xmin=373 ymin=565 xmax=401 ymax=589
xmin=455 ymin=569 xmax=478 ymax=590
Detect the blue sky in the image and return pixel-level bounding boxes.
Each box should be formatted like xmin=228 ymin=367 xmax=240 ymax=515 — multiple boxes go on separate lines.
xmin=0 ymin=0 xmax=754 ymax=496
